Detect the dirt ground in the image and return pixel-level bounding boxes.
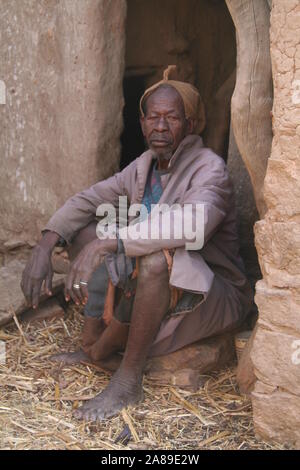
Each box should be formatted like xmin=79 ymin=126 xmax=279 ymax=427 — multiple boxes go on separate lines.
xmin=0 ymin=305 xmax=285 ymax=450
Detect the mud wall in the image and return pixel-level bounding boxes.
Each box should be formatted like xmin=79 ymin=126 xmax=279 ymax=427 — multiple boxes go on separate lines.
xmin=0 ymin=0 xmax=126 ymax=250
xmin=251 ymin=0 xmax=300 ymax=448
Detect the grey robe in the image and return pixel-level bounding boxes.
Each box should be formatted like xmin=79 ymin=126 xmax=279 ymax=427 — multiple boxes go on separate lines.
xmin=45 ymin=135 xmax=253 ymax=355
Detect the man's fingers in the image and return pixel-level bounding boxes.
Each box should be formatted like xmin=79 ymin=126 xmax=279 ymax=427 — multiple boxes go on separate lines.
xmin=65 ymin=266 xmax=81 ymax=305
xmin=21 ymin=271 xmax=33 ymax=307
xmin=68 ymin=288 xmax=80 ymax=306
xmin=80 ymin=283 xmax=89 ymax=303
xmin=32 ymin=280 xmax=43 ymax=309
xmin=65 ymin=252 xmax=96 ymax=305
xmin=72 ymin=286 xmax=83 ymax=305
xmin=24 ymin=289 xmax=33 ymax=307
xmin=65 ymin=278 xmax=88 ymax=305
xmin=72 ymin=272 xmax=85 ymax=305
xmin=45 ymin=270 xmax=53 ymax=295
xmin=64 ymin=286 xmax=70 ymax=302
xmin=65 ymin=283 xmax=80 ymax=305
xmin=65 ymin=281 xmax=82 ymax=306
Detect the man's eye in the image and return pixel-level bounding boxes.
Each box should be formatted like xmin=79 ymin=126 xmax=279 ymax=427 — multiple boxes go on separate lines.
xmin=168 ymin=116 xmax=179 ymax=121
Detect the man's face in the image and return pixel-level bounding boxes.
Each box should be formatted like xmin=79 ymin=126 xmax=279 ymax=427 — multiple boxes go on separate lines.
xmin=140 ymin=86 xmax=192 ymax=160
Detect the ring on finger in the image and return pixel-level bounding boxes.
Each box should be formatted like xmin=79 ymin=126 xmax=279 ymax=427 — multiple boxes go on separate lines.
xmin=73 ymin=284 xmax=81 ymax=289
xmin=80 ymin=280 xmax=88 ymax=286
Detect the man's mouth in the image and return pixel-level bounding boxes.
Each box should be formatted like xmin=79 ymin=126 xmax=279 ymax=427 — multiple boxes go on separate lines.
xmin=150 ymin=139 xmax=171 ymax=147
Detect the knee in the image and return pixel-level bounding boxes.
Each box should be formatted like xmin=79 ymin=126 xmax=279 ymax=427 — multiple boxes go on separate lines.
xmin=138 ymin=251 xmax=169 ymax=282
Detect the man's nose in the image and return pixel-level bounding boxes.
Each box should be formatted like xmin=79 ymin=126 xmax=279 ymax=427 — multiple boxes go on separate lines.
xmin=155 ymin=116 xmax=169 ymax=131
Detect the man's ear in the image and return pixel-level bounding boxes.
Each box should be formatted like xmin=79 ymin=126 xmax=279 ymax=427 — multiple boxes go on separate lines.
xmin=186 ymin=118 xmax=195 ymax=135
xmin=140 ymin=115 xmax=146 ymax=136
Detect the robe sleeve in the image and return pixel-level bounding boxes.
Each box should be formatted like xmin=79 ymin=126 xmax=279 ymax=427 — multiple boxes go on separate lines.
xmin=118 ymin=159 xmax=232 ymax=257
xmin=43 ymin=167 xmax=130 ymax=244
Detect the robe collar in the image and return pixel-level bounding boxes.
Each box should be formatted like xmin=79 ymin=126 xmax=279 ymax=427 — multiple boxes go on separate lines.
xmin=135 ymin=135 xmax=204 ymax=202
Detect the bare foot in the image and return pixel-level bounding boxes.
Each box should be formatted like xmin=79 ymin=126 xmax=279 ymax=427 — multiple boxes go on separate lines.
xmin=83 ymin=354 xmax=123 ymax=372
xmin=73 ymin=370 xmax=144 ymax=421
xmin=49 ymin=349 xmax=89 ymax=365
xmin=50 ymin=348 xmax=123 ymax=372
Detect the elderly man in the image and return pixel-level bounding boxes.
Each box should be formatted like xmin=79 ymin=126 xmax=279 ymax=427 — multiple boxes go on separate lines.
xmin=21 ymin=70 xmax=253 ymax=421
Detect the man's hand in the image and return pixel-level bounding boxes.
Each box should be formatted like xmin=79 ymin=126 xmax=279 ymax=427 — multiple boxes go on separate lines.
xmin=65 ymin=238 xmax=117 ymax=306
xmin=21 ymin=231 xmax=60 ymax=308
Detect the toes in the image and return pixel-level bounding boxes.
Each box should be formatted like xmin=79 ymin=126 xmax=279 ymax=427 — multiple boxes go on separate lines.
xmin=73 ymin=405 xmax=105 ymax=422
xmin=73 ymin=408 xmax=85 ymax=420
xmin=72 ymin=383 xmax=144 ymax=422
xmin=73 ymin=399 xmax=101 ymax=419
xmin=49 ymin=350 xmax=88 ymax=365
xmin=49 ymin=353 xmax=65 ymax=362
xmin=99 ymin=406 xmax=119 ymax=421
xmin=79 ymin=393 xmax=107 ymax=410
xmin=92 ymin=406 xmax=118 ymax=421
xmin=89 ymin=409 xmax=100 ymax=422
xmin=73 ymin=397 xmax=119 ymax=422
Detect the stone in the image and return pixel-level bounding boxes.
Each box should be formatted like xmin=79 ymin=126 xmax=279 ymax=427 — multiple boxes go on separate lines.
xmin=21 ymin=297 xmax=65 ymax=324
xmin=3 ymin=239 xmax=27 ymax=250
xmin=252 ymin=385 xmax=300 ymax=449
xmin=0 ymin=259 xmax=65 ymax=326
xmin=251 ymin=325 xmax=300 ymax=396
xmin=236 ymin=325 xmax=257 ymax=395
xmin=145 ymin=333 xmax=236 ymax=388
xmin=255 ymin=220 xmax=300 ymax=288
xmin=146 ymin=368 xmax=200 ymax=391
xmin=263 ymin=158 xmax=300 ymax=220
xmin=255 ymin=280 xmax=300 ymax=335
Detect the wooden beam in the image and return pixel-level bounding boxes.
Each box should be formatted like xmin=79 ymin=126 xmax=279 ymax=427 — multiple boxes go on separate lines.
xmin=226 ymin=0 xmax=273 ymax=217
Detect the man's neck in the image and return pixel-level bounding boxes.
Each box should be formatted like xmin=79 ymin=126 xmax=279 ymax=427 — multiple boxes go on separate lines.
xmin=155 ymin=149 xmax=173 ymax=170
xmin=157 ymin=157 xmax=170 ymax=171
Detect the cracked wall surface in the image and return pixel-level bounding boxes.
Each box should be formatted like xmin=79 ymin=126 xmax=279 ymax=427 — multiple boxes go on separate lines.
xmin=0 ymin=0 xmax=126 ymax=250
xmin=252 ymin=0 xmax=300 ymax=448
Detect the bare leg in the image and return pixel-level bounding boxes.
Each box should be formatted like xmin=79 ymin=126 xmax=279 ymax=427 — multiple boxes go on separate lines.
xmin=50 ymin=314 xmax=107 ymax=366
xmin=73 ymin=251 xmax=170 ymax=421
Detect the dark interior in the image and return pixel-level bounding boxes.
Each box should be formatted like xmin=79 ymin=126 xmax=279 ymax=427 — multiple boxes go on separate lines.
xmin=120 ymin=75 xmax=147 ymax=170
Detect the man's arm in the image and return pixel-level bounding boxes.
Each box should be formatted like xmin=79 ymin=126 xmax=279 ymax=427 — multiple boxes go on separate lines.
xmin=21 ymin=164 xmax=131 ymax=308
xmin=44 ymin=170 xmax=128 ymax=244
xmin=118 ymin=161 xmax=232 ymax=257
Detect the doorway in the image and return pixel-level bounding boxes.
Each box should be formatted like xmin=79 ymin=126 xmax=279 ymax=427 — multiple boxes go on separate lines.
xmin=120 ymin=0 xmax=237 ymax=169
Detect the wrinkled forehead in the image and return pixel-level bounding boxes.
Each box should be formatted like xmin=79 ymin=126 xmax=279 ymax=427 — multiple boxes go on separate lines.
xmin=141 ymin=84 xmax=185 ymax=115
